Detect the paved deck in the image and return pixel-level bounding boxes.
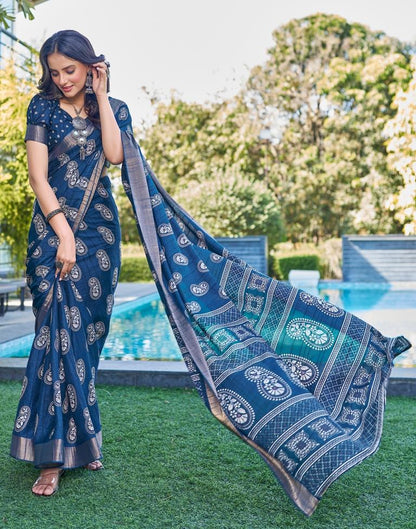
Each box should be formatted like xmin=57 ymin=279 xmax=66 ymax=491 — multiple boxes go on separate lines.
xmin=0 ymin=282 xmax=414 ymax=396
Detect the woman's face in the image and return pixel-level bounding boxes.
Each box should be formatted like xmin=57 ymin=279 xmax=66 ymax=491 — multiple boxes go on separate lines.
xmin=47 ymin=52 xmax=89 ymax=99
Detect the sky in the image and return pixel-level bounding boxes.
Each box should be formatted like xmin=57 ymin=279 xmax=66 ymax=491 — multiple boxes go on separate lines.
xmin=15 ymin=0 xmax=416 ymax=126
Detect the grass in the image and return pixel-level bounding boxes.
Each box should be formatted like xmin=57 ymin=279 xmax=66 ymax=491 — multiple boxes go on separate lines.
xmin=0 ymin=382 xmax=414 ymax=529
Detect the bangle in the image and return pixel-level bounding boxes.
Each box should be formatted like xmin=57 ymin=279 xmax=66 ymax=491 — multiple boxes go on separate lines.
xmin=45 ymin=208 xmax=64 ymax=223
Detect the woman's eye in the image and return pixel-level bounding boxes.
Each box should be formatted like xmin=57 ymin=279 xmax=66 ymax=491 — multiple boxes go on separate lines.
xmin=66 ymin=70 xmax=75 ymax=75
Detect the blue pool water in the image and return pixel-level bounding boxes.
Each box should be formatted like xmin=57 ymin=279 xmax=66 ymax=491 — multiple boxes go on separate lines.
xmin=1 ymin=284 xmax=415 ymax=366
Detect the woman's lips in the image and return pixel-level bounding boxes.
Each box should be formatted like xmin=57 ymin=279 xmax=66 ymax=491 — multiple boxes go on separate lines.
xmin=62 ymin=86 xmax=73 ymax=93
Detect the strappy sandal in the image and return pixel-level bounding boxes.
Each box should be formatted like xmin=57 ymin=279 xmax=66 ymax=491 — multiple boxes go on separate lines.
xmin=32 ymin=468 xmax=64 ymax=497
xmin=84 ymin=460 xmax=103 ymax=471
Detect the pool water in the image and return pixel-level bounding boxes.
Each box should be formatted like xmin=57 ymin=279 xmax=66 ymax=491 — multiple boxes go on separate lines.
xmin=1 ymin=285 xmax=415 ymax=366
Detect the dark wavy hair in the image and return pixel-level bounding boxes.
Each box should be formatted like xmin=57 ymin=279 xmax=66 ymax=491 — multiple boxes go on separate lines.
xmin=38 ymin=30 xmax=110 ymax=125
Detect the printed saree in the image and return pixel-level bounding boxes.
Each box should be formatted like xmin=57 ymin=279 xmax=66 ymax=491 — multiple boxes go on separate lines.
xmin=10 ymin=94 xmax=125 ymax=468
xmin=119 ymin=106 xmax=411 ymax=516
xmin=12 ymin=96 xmax=411 ymax=516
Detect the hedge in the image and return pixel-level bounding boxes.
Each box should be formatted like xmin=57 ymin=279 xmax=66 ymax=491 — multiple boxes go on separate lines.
xmin=270 ymin=254 xmax=321 ymax=280
xmin=119 ymin=256 xmax=153 ymax=282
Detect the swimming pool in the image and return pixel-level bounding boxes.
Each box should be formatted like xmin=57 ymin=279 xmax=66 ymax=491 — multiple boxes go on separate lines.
xmin=1 ymin=284 xmax=415 ymax=366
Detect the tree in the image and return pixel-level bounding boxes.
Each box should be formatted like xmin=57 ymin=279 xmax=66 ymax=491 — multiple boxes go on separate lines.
xmin=384 ymin=57 xmax=416 ymax=234
xmin=140 ymin=94 xmax=284 ymax=242
xmin=177 ymin=167 xmax=283 ymax=246
xmin=0 ymin=61 xmax=36 ymax=272
xmin=248 ymin=13 xmax=412 ymax=241
xmin=0 ymin=0 xmax=35 ymax=29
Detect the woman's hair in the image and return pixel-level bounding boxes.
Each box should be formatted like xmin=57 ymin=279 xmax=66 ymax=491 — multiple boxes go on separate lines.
xmin=38 ymin=30 xmax=109 ymax=124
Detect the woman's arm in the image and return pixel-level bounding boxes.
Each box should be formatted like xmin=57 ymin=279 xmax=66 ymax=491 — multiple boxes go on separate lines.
xmin=26 ymin=140 xmax=76 ymax=280
xmin=92 ymin=62 xmax=123 ymax=165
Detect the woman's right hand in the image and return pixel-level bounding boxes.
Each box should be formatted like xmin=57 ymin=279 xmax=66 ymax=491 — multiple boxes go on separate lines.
xmin=55 ymin=232 xmax=76 ymax=281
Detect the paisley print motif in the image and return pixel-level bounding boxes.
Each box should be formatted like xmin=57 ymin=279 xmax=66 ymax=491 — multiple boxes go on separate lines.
xmin=14 ymin=406 xmax=31 ymax=432
xmin=53 ymin=380 xmax=62 ymax=406
xmin=150 ymin=193 xmax=162 ymax=207
xmin=197 ymin=260 xmax=208 ymax=273
xmin=299 ymin=291 xmax=345 ymax=318
xmin=112 ymin=267 xmax=119 ymax=288
xmin=66 ymin=418 xmax=77 ymax=443
xmin=44 ymin=367 xmax=53 ymax=385
xmin=158 ymin=223 xmax=173 ymax=236
xmin=35 ymin=265 xmax=49 ymax=278
xmin=96 ymin=249 xmax=111 ymax=271
xmin=217 ymin=389 xmax=255 ymax=430
xmin=33 ymin=213 xmax=47 ymax=236
xmin=177 ymin=233 xmax=190 ymax=247
xmin=286 ymin=318 xmax=334 ymax=350
xmin=88 ymin=380 xmax=97 ymax=406
xmin=88 ymin=277 xmax=102 ymax=300
xmin=65 ymin=160 xmax=79 ymax=187
xmin=20 ymin=376 xmax=28 ymax=398
xmin=67 ymin=384 xmax=77 ymax=412
xmin=95 ymin=203 xmax=114 ymax=221
xmin=76 ymin=359 xmax=86 ymax=383
xmin=69 ymin=263 xmax=82 ymax=281
xmin=186 ymin=301 xmax=201 ymax=314
xmin=245 ymin=366 xmax=292 ymax=400
xmin=83 ymin=408 xmax=95 ymax=433
xmin=69 ymin=306 xmax=82 ymax=331
xmin=173 ymin=253 xmax=188 ymax=266
xmin=34 ymin=326 xmax=50 ymax=350
xmin=75 ymin=237 xmax=88 ymax=256
xmin=190 ymin=282 xmax=209 ymax=296
xmin=278 ymin=355 xmax=319 ymax=387
xmin=97 ymin=226 xmax=115 ymax=244
xmin=106 ymin=294 xmax=114 ymax=315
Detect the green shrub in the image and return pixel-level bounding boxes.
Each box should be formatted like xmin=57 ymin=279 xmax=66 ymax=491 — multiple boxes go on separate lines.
xmin=119 ymin=256 xmax=153 ymax=282
xmin=272 ymin=254 xmax=321 ymax=280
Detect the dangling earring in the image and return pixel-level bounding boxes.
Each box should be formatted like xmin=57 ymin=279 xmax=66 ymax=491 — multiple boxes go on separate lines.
xmin=85 ymin=70 xmax=93 ymax=94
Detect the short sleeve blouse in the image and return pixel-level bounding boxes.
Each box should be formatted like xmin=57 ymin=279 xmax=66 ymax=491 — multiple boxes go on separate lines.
xmin=25 ymin=94 xmax=53 ymax=145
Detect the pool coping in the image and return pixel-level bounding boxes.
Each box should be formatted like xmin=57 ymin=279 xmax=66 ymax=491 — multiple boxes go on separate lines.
xmin=0 ymin=358 xmax=414 ymax=396
xmin=0 ymin=282 xmax=415 ymax=396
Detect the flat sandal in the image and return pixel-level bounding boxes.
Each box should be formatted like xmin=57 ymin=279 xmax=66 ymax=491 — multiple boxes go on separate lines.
xmin=32 ymin=468 xmax=64 ymax=497
xmin=84 ymin=460 xmax=103 ymax=471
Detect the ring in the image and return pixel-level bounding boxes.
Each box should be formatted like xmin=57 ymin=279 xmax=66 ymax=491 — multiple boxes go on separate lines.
xmin=55 ymin=261 xmax=63 ymax=270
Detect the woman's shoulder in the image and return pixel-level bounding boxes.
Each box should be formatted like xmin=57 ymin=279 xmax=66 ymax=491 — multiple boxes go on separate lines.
xmin=27 ymin=93 xmax=56 ymax=124
xmin=28 ymin=93 xmax=55 ymax=110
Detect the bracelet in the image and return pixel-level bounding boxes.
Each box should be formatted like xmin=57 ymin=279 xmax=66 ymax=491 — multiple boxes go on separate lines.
xmin=45 ymin=208 xmax=64 ymax=223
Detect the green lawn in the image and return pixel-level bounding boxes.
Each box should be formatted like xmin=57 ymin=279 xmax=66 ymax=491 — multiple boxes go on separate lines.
xmin=0 ymin=381 xmax=414 ymax=529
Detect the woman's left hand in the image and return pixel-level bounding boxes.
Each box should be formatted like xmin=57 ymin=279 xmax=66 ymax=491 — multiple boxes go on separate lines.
xmin=91 ymin=61 xmax=108 ymax=97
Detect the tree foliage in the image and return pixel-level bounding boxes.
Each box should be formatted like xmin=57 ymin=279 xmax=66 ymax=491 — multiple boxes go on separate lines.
xmin=0 ymin=61 xmax=36 ymax=272
xmin=385 ymin=57 xmax=416 ymax=234
xmin=140 ymin=94 xmax=284 ymax=243
xmin=140 ymin=14 xmax=414 ymax=245
xmin=0 ymin=0 xmax=35 ymax=29
xmin=248 ymin=13 xmax=413 ymax=242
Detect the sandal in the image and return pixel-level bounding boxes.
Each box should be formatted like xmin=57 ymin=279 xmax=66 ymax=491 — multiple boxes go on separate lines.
xmin=32 ymin=468 xmax=64 ymax=497
xmin=84 ymin=460 xmax=103 ymax=471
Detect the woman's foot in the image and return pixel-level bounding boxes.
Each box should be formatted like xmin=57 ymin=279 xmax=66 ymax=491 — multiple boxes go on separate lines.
xmin=84 ymin=460 xmax=103 ymax=471
xmin=32 ymin=468 xmax=64 ymax=496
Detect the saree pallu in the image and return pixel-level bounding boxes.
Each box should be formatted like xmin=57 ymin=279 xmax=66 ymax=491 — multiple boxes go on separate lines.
xmin=10 ymin=99 xmax=121 ymax=468
xmin=120 ymin=126 xmax=411 ymax=516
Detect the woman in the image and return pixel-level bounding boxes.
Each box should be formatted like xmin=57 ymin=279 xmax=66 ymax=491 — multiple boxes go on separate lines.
xmin=12 ymin=30 xmax=410 ymax=515
xmin=10 ymin=30 xmax=129 ymax=495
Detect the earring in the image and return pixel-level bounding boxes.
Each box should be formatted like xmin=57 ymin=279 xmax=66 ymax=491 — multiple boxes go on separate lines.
xmin=85 ymin=70 xmax=93 ymax=94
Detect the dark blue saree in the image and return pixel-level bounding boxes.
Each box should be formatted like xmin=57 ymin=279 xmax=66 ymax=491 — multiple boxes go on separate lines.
xmin=12 ymin=95 xmax=410 ymax=516
xmin=119 ymin=106 xmax=411 ymax=516
xmin=10 ymin=94 xmax=127 ymax=469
